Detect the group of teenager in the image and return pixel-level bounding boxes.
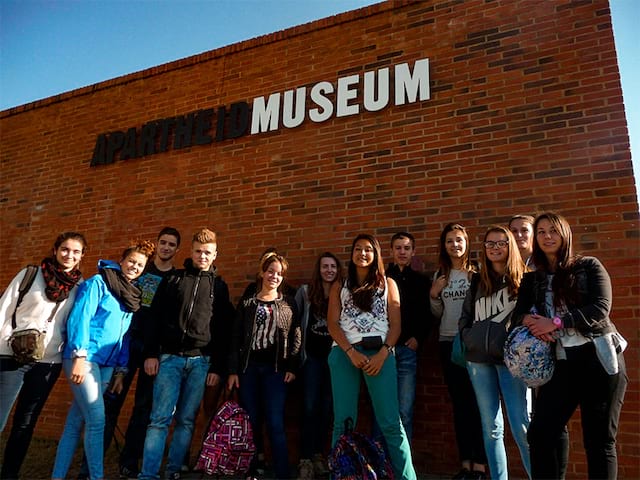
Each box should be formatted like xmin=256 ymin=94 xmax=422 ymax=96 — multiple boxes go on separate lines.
xmin=0 ymin=211 xmax=628 ymax=480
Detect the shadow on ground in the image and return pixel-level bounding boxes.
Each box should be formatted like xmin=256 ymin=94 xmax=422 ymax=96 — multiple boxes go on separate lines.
xmin=0 ymin=436 xmax=450 ymax=479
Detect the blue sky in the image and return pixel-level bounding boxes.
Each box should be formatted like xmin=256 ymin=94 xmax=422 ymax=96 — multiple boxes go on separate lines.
xmin=1 ymin=0 xmax=638 ymax=186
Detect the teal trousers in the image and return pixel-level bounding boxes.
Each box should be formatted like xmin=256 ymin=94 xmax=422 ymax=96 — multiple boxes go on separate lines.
xmin=328 ymin=346 xmax=416 ymax=480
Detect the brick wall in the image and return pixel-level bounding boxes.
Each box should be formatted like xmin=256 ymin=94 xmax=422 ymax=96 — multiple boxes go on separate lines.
xmin=1 ymin=0 xmax=638 ymax=477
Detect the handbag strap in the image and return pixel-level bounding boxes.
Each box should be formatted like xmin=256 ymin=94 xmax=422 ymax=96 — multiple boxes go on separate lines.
xmin=41 ymin=303 xmax=62 ymax=334
xmin=12 ymin=265 xmax=62 ymax=334
xmin=11 ymin=265 xmax=39 ymax=330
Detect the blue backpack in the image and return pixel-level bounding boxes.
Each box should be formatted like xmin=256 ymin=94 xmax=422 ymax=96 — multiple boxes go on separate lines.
xmin=328 ymin=418 xmax=394 ymax=480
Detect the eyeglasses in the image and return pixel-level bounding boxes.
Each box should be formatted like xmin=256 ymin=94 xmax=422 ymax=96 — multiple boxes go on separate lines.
xmin=484 ymin=240 xmax=508 ymax=249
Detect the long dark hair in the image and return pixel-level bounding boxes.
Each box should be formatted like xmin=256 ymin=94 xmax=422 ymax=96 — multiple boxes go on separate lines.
xmin=531 ymin=212 xmax=579 ymax=306
xmin=309 ymin=252 xmax=343 ymax=316
xmin=437 ymin=223 xmax=474 ymax=280
xmin=347 ymin=234 xmax=385 ymax=312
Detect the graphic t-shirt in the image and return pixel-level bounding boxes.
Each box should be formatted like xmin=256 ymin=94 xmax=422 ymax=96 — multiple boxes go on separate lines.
xmin=138 ymin=268 xmax=165 ymax=308
xmin=337 ymin=281 xmax=389 ymax=345
xmin=431 ymin=269 xmax=471 ymax=339
xmin=250 ymin=299 xmax=278 ymax=364
xmin=129 ymin=263 xmax=174 ymax=336
xmin=306 ymin=299 xmax=332 ymax=357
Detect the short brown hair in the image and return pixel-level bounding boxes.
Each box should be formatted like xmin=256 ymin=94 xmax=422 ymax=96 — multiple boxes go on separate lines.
xmin=192 ymin=228 xmax=217 ymax=245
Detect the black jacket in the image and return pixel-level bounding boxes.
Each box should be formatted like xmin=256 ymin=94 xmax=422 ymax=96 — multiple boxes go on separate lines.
xmin=145 ymin=259 xmax=234 ymax=375
xmin=513 ymin=256 xmax=615 ymax=338
xmin=385 ymin=263 xmax=431 ymax=346
xmin=460 ymin=273 xmax=517 ymax=364
xmin=228 ymin=293 xmax=301 ymax=375
xmin=128 ymin=263 xmax=176 ymax=339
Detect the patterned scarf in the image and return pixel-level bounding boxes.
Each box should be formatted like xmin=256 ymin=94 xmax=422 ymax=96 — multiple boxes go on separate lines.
xmin=99 ymin=266 xmax=142 ymax=313
xmin=40 ymin=257 xmax=83 ymax=302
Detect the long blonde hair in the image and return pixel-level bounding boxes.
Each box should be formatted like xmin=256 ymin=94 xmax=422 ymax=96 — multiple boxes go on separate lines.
xmin=478 ymin=225 xmax=525 ymax=296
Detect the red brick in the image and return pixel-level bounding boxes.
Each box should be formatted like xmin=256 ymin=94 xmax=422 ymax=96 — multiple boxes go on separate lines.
xmin=1 ymin=0 xmax=638 ymax=477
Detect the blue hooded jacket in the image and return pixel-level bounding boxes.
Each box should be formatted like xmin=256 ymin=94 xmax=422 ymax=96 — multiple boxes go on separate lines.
xmin=63 ymin=260 xmax=131 ymax=367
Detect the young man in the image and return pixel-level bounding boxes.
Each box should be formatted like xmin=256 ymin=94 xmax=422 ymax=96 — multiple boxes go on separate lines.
xmin=77 ymin=227 xmax=181 ymax=480
xmin=139 ymin=228 xmax=234 ymax=480
xmin=384 ymin=232 xmax=430 ymax=443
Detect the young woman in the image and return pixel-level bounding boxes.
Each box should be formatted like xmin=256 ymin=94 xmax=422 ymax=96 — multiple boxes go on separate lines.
xmin=227 ymin=252 xmax=301 ymax=480
xmin=508 ymin=215 xmax=535 ymax=268
xmin=295 ymin=252 xmax=343 ymax=479
xmin=327 ymin=234 xmax=416 ymax=480
xmin=430 ymin=223 xmax=487 ymax=480
xmin=0 ymin=232 xmax=87 ymax=479
xmin=513 ymin=212 xmax=627 ymax=480
xmin=460 ymin=226 xmax=530 ymax=480
xmin=509 ymin=212 xmax=570 ymax=478
xmin=52 ymin=239 xmax=155 ymax=480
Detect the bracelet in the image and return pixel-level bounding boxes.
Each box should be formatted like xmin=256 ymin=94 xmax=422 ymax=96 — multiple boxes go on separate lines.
xmin=344 ymin=345 xmax=354 ymax=354
xmin=383 ymin=343 xmax=395 ymax=353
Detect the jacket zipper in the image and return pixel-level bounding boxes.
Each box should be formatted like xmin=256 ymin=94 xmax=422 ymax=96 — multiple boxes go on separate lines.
xmin=273 ymin=301 xmax=280 ymax=373
xmin=183 ymin=273 xmax=202 ymax=343
xmin=242 ymin=300 xmax=257 ymax=373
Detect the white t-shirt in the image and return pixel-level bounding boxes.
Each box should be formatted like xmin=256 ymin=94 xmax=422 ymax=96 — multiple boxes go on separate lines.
xmin=336 ymin=281 xmax=389 ymax=345
xmin=431 ymin=269 xmax=470 ymax=339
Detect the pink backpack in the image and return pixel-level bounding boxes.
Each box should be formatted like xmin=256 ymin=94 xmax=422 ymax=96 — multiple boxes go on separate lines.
xmin=195 ymin=400 xmax=256 ymax=475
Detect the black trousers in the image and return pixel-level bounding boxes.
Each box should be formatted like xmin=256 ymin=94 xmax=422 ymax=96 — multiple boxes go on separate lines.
xmin=528 ymin=342 xmax=627 ymax=480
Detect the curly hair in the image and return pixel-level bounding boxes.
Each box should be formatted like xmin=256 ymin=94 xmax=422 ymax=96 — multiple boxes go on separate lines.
xmin=121 ymin=239 xmax=156 ymax=261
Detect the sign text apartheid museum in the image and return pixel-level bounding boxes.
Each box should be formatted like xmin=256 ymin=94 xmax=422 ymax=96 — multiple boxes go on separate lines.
xmin=89 ymin=58 xmax=430 ymax=167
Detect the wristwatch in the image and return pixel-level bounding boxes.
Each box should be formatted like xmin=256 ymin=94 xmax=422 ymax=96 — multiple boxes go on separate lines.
xmin=552 ymin=316 xmax=563 ymax=329
xmin=383 ymin=343 xmax=395 ymax=355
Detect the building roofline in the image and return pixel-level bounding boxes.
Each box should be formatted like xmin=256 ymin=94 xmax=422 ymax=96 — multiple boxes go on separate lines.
xmin=1 ymin=1 xmax=393 ymax=118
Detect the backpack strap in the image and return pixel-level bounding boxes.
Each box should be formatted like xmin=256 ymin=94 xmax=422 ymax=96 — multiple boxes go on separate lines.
xmin=11 ymin=265 xmax=40 ymax=330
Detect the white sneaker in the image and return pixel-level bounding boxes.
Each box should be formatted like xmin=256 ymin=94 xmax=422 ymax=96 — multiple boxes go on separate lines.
xmin=298 ymin=458 xmax=314 ymax=480
xmin=312 ymin=453 xmax=329 ymax=475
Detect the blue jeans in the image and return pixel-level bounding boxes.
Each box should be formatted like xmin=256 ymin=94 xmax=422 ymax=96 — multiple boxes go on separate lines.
xmin=467 ymin=361 xmax=531 ymax=480
xmin=139 ymin=354 xmax=209 ymax=480
xmin=239 ymin=360 xmax=290 ymax=479
xmin=329 ymin=346 xmax=416 ymax=480
xmin=395 ymin=345 xmax=417 ymax=441
xmin=52 ymin=359 xmax=113 ymax=480
xmin=0 ymin=357 xmax=62 ymax=478
xmin=78 ymin=336 xmax=154 ymax=477
xmin=300 ymin=353 xmax=332 ymax=459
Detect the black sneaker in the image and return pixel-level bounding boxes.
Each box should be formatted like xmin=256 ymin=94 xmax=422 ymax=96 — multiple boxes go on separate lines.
xmin=166 ymin=472 xmax=181 ymax=480
xmin=452 ymin=468 xmax=470 ymax=480
xmin=470 ymin=471 xmax=487 ymax=480
xmin=119 ymin=465 xmax=139 ymax=479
